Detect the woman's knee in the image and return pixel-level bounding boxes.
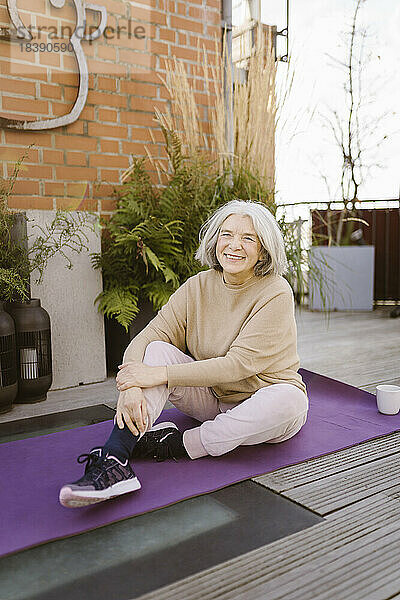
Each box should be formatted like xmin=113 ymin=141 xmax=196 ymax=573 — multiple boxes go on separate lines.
xmin=143 ymin=340 xmax=175 ymax=366
xmin=143 ymin=340 xmax=192 ymax=368
xmin=251 ymin=385 xmax=308 ymax=423
xmin=239 ymin=386 xmax=308 ymax=444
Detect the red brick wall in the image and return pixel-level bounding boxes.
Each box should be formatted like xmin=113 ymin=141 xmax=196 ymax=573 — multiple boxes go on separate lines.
xmin=0 ymin=0 xmax=221 ymax=215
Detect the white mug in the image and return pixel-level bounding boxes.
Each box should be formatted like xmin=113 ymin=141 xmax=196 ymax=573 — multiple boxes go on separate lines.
xmin=376 ymin=385 xmax=400 ymax=415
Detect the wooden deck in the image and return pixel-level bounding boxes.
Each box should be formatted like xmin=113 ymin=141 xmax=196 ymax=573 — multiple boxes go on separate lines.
xmin=136 ymin=480 xmax=400 ymax=600
xmin=134 ymin=306 xmax=400 ymax=600
xmin=2 ymin=306 xmax=399 ymax=599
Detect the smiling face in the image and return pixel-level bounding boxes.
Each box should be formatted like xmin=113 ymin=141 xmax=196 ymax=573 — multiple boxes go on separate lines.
xmin=216 ymin=214 xmax=262 ymax=284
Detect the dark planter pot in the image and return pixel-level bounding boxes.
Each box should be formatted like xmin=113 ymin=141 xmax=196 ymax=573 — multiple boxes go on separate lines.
xmin=0 ymin=301 xmax=18 ymax=413
xmin=5 ymin=299 xmax=52 ymax=403
xmin=128 ymin=299 xmax=157 ymax=340
xmin=105 ymin=299 xmax=156 ymax=375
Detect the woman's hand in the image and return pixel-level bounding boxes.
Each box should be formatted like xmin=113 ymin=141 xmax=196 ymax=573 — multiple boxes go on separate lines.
xmin=116 ymin=360 xmax=167 ymax=391
xmin=116 ymin=387 xmax=148 ymax=435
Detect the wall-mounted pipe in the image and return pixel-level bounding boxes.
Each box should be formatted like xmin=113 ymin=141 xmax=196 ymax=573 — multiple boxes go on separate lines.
xmin=221 ymin=0 xmax=234 ymax=173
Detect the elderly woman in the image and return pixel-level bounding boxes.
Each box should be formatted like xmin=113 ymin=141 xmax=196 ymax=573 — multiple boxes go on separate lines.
xmin=60 ymin=200 xmax=308 ymax=508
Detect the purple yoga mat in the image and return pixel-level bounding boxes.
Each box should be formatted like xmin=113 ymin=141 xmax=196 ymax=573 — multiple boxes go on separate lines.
xmin=1 ymin=369 xmax=400 ymax=557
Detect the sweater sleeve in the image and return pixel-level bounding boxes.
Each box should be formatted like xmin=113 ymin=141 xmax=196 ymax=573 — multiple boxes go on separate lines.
xmin=123 ymin=282 xmax=188 ymax=364
xmin=166 ymin=290 xmax=296 ymax=388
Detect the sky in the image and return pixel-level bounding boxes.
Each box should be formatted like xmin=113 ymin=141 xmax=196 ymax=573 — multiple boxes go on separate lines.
xmin=233 ymin=0 xmax=400 ymax=214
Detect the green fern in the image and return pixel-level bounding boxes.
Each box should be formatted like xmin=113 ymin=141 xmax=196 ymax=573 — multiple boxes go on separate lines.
xmin=95 ymin=286 xmax=140 ymax=331
xmin=143 ymin=246 xmax=180 ymax=287
xmin=142 ymin=280 xmax=177 ymax=310
xmin=94 ymin=134 xmax=281 ymax=329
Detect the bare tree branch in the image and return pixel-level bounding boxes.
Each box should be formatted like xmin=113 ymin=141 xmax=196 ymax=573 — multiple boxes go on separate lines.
xmin=318 ymin=0 xmax=393 ymax=244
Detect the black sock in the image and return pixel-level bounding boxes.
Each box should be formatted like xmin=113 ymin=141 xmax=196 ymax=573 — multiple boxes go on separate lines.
xmin=103 ymin=419 xmax=139 ymax=462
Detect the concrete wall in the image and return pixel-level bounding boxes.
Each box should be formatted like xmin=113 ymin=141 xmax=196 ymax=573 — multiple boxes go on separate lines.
xmin=27 ymin=210 xmax=106 ymax=389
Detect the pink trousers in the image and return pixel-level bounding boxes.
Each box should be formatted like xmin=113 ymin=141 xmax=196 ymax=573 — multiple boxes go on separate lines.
xmin=142 ymin=341 xmax=309 ymax=460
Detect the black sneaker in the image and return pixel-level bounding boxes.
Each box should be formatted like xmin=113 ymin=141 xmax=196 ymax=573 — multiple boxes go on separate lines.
xmin=132 ymin=422 xmax=187 ymax=462
xmin=59 ymin=448 xmax=141 ymax=508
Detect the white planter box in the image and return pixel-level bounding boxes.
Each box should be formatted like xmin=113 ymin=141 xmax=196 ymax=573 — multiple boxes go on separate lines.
xmin=27 ymin=210 xmax=107 ymax=389
xmin=308 ymin=246 xmax=375 ymax=311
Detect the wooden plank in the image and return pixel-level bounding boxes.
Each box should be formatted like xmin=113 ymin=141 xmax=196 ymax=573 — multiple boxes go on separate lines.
xmin=235 ymin=530 xmax=400 ymax=600
xmin=254 ymin=431 xmax=400 ymax=492
xmin=135 ymin=493 xmax=400 ymax=600
xmin=296 ymin=307 xmax=400 ymax=389
xmin=282 ymin=453 xmax=400 ymax=515
xmin=385 ymin=484 xmax=400 ymax=498
xmin=247 ymin=524 xmax=400 ymax=600
xmin=361 ymin=377 xmax=400 ymax=393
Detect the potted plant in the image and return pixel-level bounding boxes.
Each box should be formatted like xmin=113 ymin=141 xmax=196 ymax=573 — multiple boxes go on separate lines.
xmin=308 ymin=210 xmax=375 ymax=311
xmin=0 ymin=158 xmax=29 ymax=410
xmin=0 ymin=155 xmax=95 ymax=404
xmin=307 ymin=0 xmax=394 ymax=311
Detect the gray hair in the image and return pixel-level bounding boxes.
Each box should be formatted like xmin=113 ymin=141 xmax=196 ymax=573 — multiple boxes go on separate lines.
xmin=194 ymin=200 xmax=288 ymax=277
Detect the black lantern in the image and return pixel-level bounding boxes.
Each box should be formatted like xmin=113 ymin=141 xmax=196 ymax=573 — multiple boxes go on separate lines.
xmin=5 ymin=299 xmax=52 ymax=403
xmin=0 ymin=301 xmax=18 ymax=412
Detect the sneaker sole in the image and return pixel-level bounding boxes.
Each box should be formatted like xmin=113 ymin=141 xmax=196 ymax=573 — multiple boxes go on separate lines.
xmin=147 ymin=421 xmax=178 ymax=433
xmin=135 ymin=421 xmax=179 ymax=443
xmin=59 ymin=476 xmax=141 ymax=508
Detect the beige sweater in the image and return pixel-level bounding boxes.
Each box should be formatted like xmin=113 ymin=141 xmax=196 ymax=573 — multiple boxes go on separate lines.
xmin=123 ymin=269 xmax=307 ymax=403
